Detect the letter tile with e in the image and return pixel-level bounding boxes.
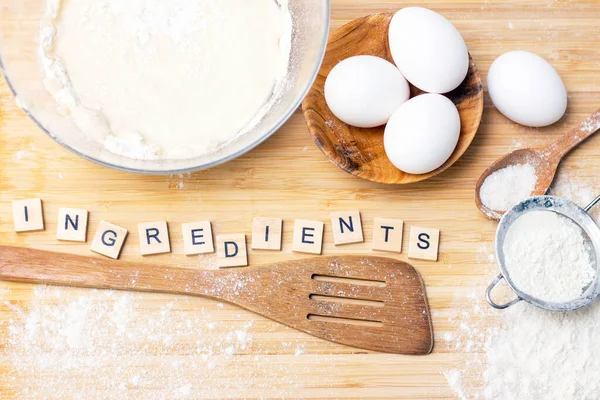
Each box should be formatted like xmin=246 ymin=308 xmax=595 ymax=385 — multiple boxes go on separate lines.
xmin=292 ymin=219 xmax=324 ymax=254
xmin=182 ymin=221 xmax=214 ymax=255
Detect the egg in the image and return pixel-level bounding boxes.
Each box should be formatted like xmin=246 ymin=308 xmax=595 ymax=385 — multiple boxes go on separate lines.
xmin=388 ymin=7 xmax=469 ymax=94
xmin=324 ymin=55 xmax=410 ymax=128
xmin=384 ymin=94 xmax=460 ymax=174
xmin=487 ymin=51 xmax=567 ymax=127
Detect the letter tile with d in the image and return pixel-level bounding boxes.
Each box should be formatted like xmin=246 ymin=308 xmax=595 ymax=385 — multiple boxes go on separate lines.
xmin=216 ymin=234 xmax=248 ymax=268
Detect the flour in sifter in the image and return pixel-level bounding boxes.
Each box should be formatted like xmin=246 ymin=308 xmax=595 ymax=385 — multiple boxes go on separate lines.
xmin=503 ymin=210 xmax=595 ymax=303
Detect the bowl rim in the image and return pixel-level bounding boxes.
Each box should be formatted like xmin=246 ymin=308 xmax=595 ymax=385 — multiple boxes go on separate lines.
xmin=0 ymin=1 xmax=331 ymax=175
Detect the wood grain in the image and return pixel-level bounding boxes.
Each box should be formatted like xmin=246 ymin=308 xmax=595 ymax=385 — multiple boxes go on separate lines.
xmin=302 ymin=13 xmax=484 ymax=184
xmin=2 ymin=0 xmax=600 ymax=398
xmin=0 ymin=246 xmax=432 ymax=355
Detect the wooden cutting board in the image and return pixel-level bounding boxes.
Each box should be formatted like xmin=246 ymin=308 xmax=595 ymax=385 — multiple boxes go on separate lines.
xmin=1 ymin=0 xmax=600 ymax=398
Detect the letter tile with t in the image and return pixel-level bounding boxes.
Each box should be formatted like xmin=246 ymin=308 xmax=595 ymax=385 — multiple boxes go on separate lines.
xmin=138 ymin=221 xmax=171 ymax=256
xmin=91 ymin=221 xmax=128 ymax=259
xmin=372 ymin=217 xmax=404 ymax=253
xmin=216 ymin=234 xmax=248 ymax=268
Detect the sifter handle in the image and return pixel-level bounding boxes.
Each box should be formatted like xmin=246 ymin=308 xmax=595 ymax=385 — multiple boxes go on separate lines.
xmin=584 ymin=194 xmax=600 ymax=213
xmin=485 ymin=274 xmax=522 ymax=310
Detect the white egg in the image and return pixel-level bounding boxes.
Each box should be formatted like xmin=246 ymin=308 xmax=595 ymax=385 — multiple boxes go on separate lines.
xmin=487 ymin=51 xmax=567 ymax=127
xmin=388 ymin=7 xmax=469 ymax=94
xmin=384 ymin=94 xmax=460 ymax=174
xmin=324 ymin=55 xmax=410 ymax=128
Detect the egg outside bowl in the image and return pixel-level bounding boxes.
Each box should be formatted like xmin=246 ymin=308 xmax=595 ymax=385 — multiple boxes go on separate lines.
xmin=302 ymin=13 xmax=484 ymax=184
xmin=0 ymin=0 xmax=330 ymax=175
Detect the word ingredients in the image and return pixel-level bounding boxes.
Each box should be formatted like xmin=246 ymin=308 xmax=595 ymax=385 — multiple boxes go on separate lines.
xmin=12 ymin=199 xmax=441 ymax=267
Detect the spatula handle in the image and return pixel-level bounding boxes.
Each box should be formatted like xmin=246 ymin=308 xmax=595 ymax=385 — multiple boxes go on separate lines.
xmin=0 ymin=245 xmax=240 ymax=301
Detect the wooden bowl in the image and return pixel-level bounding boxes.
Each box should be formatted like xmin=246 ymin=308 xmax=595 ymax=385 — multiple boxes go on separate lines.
xmin=301 ymin=13 xmax=484 ymax=184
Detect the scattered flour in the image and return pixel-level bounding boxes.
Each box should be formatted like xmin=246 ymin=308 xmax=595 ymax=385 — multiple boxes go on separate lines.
xmin=479 ymin=164 xmax=537 ymax=215
xmin=444 ymin=172 xmax=600 ymax=399
xmin=0 ymin=286 xmax=335 ymax=399
xmin=444 ymin=370 xmax=467 ymax=400
xmin=503 ymin=210 xmax=595 ymax=302
xmin=484 ymin=301 xmax=600 ymax=400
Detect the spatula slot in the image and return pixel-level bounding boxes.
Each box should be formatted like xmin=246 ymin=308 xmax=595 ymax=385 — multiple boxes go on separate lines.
xmin=307 ymin=314 xmax=383 ymax=327
xmin=309 ymin=294 xmax=385 ymax=308
xmin=311 ymin=274 xmax=386 ymax=287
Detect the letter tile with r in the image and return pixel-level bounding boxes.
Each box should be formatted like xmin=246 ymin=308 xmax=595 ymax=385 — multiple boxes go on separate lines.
xmin=138 ymin=221 xmax=171 ymax=255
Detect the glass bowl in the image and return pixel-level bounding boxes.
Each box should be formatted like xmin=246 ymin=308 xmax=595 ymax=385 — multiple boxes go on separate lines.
xmin=0 ymin=0 xmax=330 ymax=174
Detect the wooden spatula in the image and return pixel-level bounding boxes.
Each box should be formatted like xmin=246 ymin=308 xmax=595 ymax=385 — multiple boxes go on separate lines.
xmin=0 ymin=245 xmax=432 ymax=355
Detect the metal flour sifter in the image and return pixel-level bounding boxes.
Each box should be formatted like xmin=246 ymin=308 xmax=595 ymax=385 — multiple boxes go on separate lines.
xmin=486 ymin=195 xmax=600 ymax=312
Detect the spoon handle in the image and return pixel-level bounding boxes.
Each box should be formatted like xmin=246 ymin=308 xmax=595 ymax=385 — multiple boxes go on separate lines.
xmin=543 ymin=108 xmax=600 ymax=162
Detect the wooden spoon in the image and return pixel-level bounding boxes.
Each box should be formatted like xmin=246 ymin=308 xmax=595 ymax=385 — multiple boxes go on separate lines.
xmin=476 ymin=108 xmax=600 ymax=220
xmin=0 ymin=246 xmax=433 ymax=355
xmin=302 ymin=13 xmax=484 ymax=184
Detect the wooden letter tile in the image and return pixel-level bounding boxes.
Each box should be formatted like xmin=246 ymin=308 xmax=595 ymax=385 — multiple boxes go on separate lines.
xmin=330 ymin=211 xmax=363 ymax=245
xmin=408 ymin=226 xmax=440 ymax=261
xmin=138 ymin=221 xmax=171 ymax=256
xmin=292 ymin=219 xmax=324 ymax=255
xmin=216 ymin=234 xmax=248 ymax=268
xmin=12 ymin=198 xmax=44 ymax=232
xmin=252 ymin=217 xmax=283 ymax=251
xmin=372 ymin=217 xmax=404 ymax=253
xmin=182 ymin=221 xmax=214 ymax=255
xmin=56 ymin=208 xmax=89 ymax=242
xmin=91 ymin=221 xmax=128 ymax=259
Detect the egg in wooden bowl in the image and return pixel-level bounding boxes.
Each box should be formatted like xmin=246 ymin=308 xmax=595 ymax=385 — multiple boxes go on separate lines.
xmin=302 ymin=11 xmax=484 ymax=184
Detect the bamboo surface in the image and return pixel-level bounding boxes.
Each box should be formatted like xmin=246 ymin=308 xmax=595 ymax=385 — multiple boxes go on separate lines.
xmin=2 ymin=0 xmax=600 ymax=398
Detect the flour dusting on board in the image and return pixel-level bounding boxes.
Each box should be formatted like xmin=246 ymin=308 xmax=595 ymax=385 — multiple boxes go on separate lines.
xmin=443 ymin=172 xmax=600 ymax=399
xmin=0 ymin=286 xmax=337 ymax=399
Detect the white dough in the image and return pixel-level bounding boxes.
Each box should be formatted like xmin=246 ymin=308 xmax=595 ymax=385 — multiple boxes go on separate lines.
xmin=487 ymin=51 xmax=568 ymax=128
xmin=38 ymin=0 xmax=292 ymax=160
xmin=388 ymin=7 xmax=469 ymax=94
xmin=384 ymin=94 xmax=460 ymax=174
xmin=324 ymin=56 xmax=410 ymax=128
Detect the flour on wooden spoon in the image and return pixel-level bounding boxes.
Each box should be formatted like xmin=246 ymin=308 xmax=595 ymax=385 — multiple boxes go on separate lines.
xmin=39 ymin=0 xmax=292 ymax=160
